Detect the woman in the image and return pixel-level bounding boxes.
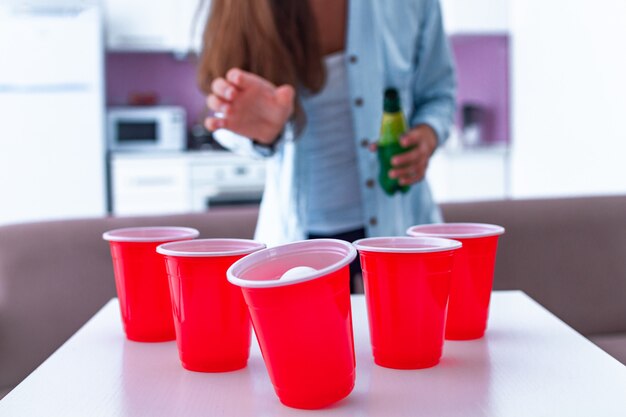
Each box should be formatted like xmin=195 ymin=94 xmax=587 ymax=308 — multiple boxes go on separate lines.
xmin=198 ymin=0 xmax=456 ymax=289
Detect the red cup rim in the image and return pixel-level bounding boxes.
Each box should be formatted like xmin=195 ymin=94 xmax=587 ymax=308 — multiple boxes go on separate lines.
xmin=353 ymin=236 xmax=462 ymax=253
xmin=102 ymin=226 xmax=199 ymax=242
xmin=406 ymin=223 xmax=505 ymax=239
xmin=156 ymin=238 xmax=266 ymax=257
xmin=227 ymin=239 xmax=357 ymax=288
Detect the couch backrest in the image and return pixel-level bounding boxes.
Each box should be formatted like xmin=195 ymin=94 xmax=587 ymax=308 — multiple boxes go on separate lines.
xmin=0 ymin=206 xmax=259 ymax=395
xmin=441 ymin=195 xmax=626 ymax=336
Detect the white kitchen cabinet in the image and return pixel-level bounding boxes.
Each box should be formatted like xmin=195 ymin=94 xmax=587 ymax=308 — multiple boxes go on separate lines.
xmin=110 ymin=152 xmax=266 ymax=216
xmin=103 ymin=0 xmax=204 ymax=53
xmin=111 ymin=154 xmax=191 ymax=215
xmin=427 ymin=146 xmax=509 ymax=203
xmin=440 ymin=0 xmax=509 ymax=34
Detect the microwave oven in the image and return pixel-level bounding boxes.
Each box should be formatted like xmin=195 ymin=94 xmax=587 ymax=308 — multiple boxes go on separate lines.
xmin=107 ymin=106 xmax=186 ymax=152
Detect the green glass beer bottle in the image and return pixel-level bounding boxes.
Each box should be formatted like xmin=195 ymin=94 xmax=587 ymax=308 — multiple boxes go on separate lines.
xmin=378 ymin=88 xmax=410 ymax=195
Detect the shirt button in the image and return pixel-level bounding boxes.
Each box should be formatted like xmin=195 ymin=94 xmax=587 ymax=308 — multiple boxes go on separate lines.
xmin=366 ymin=179 xmax=375 ymax=188
xmin=354 ymin=97 xmax=363 ymax=107
xmin=369 ymin=217 xmax=378 ymax=226
xmin=360 ymin=138 xmax=369 ymax=148
xmin=349 ymin=55 xmax=358 ymax=64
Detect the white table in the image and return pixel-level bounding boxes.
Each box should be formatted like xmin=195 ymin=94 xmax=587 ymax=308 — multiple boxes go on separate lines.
xmin=1 ymin=291 xmax=625 ymax=416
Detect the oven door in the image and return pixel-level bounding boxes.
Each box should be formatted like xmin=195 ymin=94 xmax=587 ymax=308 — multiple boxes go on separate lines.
xmin=189 ymin=153 xmax=266 ymax=210
xmin=190 ymin=184 xmax=263 ymax=210
xmin=108 ymin=117 xmax=160 ymax=151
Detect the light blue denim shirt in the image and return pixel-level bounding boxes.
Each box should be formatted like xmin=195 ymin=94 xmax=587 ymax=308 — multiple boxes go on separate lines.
xmin=214 ymin=0 xmax=456 ymax=247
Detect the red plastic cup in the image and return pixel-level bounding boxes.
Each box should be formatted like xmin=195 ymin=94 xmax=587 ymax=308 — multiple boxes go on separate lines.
xmin=227 ymin=239 xmax=357 ymax=410
xmin=353 ymin=237 xmax=462 ymax=369
xmin=102 ymin=227 xmax=199 ymax=342
xmin=156 ymin=239 xmax=265 ymax=372
xmin=407 ymin=223 xmax=505 ymax=340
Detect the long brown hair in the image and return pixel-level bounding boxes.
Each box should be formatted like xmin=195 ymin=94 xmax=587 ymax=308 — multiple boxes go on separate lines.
xmin=197 ymin=0 xmax=326 ymax=131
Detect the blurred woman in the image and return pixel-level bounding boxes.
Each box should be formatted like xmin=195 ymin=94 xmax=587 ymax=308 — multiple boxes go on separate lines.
xmin=198 ymin=0 xmax=456 ymax=290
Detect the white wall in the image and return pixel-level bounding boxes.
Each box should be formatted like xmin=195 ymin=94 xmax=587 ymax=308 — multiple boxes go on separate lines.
xmin=510 ymin=0 xmax=626 ymax=198
xmin=440 ymin=0 xmax=509 ymax=34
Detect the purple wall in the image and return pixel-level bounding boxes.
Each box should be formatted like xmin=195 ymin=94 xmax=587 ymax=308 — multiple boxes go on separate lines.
xmin=106 ymin=34 xmax=510 ymax=143
xmin=450 ymin=34 xmax=510 ymax=144
xmin=105 ymin=53 xmax=205 ymax=127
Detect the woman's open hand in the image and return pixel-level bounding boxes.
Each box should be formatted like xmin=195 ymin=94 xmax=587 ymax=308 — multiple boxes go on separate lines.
xmin=204 ymin=68 xmax=295 ymax=145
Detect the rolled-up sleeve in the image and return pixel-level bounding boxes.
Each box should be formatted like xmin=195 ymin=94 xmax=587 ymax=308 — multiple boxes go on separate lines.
xmin=212 ymin=129 xmax=260 ymax=158
xmin=212 ymin=123 xmax=293 ymax=160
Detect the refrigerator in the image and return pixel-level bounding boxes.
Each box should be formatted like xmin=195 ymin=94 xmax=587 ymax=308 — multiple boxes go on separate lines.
xmin=0 ymin=1 xmax=106 ymax=225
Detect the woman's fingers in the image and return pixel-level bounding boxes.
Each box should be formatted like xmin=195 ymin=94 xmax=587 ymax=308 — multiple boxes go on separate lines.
xmin=389 ymin=163 xmax=419 ymax=180
xmin=204 ymin=116 xmax=227 ymax=131
xmin=226 ymin=68 xmax=274 ymax=90
xmin=400 ymin=163 xmax=428 ymax=185
xmin=274 ymin=84 xmax=295 ymax=109
xmin=205 ymin=68 xmax=294 ymax=142
xmin=384 ymin=124 xmax=438 ymax=185
xmin=391 ymin=147 xmax=421 ymax=167
xmin=390 ymin=160 xmax=429 ymax=185
xmin=389 ymin=148 xmax=429 ymax=184
xmin=211 ymin=77 xmax=238 ymax=101
xmin=207 ymin=94 xmax=230 ymax=115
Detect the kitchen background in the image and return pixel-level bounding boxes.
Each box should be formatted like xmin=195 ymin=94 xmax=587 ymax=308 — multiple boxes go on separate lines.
xmin=1 ymin=0 xmax=625 ymax=226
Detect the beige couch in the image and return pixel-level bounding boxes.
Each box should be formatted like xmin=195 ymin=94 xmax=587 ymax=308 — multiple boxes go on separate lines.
xmin=1 ymin=196 xmax=625 ymax=398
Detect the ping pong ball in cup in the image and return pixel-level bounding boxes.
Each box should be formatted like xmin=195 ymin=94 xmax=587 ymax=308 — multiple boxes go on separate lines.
xmin=227 ymin=239 xmax=357 ymax=410
xmin=280 ymin=266 xmax=318 ymax=280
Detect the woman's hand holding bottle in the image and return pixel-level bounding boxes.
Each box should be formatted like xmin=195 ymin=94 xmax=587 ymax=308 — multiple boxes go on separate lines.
xmin=204 ymin=68 xmax=295 ymax=145
xmin=388 ymin=124 xmax=438 ymax=186
xmin=376 ymin=88 xmax=438 ymax=194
